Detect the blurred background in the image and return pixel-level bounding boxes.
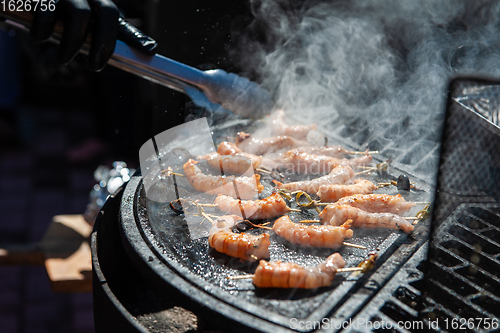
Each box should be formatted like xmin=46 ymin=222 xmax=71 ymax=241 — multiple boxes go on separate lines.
xmin=3 ymin=0 xmax=500 ymax=331
xmin=0 ymin=1 xmax=254 ymax=332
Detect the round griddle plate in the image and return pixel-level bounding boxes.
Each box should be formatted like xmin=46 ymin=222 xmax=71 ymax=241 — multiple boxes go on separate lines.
xmin=119 ymin=168 xmax=432 ymax=332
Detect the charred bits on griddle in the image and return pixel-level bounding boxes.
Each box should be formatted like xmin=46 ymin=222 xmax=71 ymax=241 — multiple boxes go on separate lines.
xmin=231 ymin=220 xmax=254 ymax=233
xmin=169 ymin=199 xmax=184 ymax=215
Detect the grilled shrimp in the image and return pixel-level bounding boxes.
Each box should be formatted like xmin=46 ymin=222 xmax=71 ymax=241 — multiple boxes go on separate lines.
xmin=252 ymin=253 xmax=345 ymax=288
xmin=319 ymin=204 xmax=414 ymax=233
xmin=277 ymin=165 xmax=354 ymax=194
xmin=208 ymin=215 xmax=270 ymax=262
xmin=294 ymin=146 xmax=349 ymax=158
xmin=276 ymin=149 xmax=372 ymax=174
xmin=214 ymin=192 xmax=290 ymax=220
xmin=336 ymin=194 xmax=415 ymax=215
xmin=183 ymin=159 xmax=264 ymax=199
xmin=269 ymin=110 xmax=317 ymax=140
xmin=276 ymin=150 xmax=339 ymax=174
xmin=218 ymin=141 xmax=243 ymax=155
xmin=317 ymin=179 xmax=377 ymax=202
xmin=272 ymin=215 xmax=353 ymax=248
xmin=198 ymin=152 xmax=262 ymax=175
xmin=235 ymin=132 xmax=311 ymax=156
xmin=217 ymin=142 xmax=277 ymax=169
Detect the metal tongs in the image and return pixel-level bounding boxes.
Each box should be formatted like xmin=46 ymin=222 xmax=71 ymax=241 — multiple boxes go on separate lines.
xmin=108 ymin=42 xmax=272 ymax=118
xmin=0 ymin=12 xmax=273 ymax=118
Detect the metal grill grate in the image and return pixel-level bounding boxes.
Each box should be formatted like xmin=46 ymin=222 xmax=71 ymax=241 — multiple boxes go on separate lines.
xmin=325 ymin=114 xmax=442 ymax=183
xmin=342 ymin=78 xmax=500 ymax=333
xmin=344 ymin=243 xmax=426 ymax=332
xmin=345 ymin=205 xmax=500 ymax=332
xmin=425 ymin=204 xmax=500 ymax=325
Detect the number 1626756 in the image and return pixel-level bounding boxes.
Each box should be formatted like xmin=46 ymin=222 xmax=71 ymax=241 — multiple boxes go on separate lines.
xmin=2 ymin=0 xmax=56 ymax=12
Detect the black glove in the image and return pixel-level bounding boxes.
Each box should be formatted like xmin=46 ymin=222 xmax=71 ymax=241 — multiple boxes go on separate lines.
xmin=30 ymin=0 xmax=157 ymax=71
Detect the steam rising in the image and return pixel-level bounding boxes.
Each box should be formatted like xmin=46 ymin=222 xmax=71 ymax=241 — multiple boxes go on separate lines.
xmin=233 ymin=0 xmax=500 ymax=174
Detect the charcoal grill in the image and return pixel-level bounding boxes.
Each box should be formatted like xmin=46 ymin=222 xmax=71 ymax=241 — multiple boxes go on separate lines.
xmin=91 ymin=77 xmax=500 ymax=332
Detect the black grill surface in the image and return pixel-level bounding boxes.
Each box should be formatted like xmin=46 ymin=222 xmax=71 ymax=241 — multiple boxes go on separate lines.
xmin=119 ymin=119 xmax=435 ymax=331
xmin=119 ymin=161 xmax=433 ymax=332
xmin=346 ymin=78 xmax=500 ymax=332
xmin=100 ymin=77 xmax=500 ymax=332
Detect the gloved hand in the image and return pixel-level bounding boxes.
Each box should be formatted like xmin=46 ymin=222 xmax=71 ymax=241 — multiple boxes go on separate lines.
xmin=30 ymin=0 xmax=157 ymax=71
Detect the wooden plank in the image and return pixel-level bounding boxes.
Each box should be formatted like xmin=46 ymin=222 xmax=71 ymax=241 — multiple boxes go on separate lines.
xmin=41 ymin=215 xmax=93 ymax=293
xmin=0 ymin=243 xmax=45 ymax=266
xmin=45 ymin=241 xmax=93 ymax=293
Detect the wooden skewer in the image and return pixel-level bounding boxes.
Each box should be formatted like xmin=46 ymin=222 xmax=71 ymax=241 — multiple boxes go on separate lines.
xmin=302 ymin=216 xmax=423 ymax=227
xmin=354 ymin=169 xmax=373 ymax=176
xmin=201 ymin=212 xmax=214 ymax=224
xmin=302 ymin=215 xmax=422 ymax=221
xmin=256 ymin=168 xmax=271 ymax=174
xmin=376 ymin=180 xmax=418 ymax=189
xmin=258 ymin=166 xmax=272 ymax=172
xmin=227 ymin=267 xmax=365 ymax=280
xmin=342 ymin=242 xmax=367 ymax=249
xmin=358 ymin=165 xmax=376 ymax=169
xmin=346 ymin=150 xmax=379 ymax=155
xmin=355 ymin=159 xmax=391 ymax=176
xmin=227 ymin=274 xmax=255 ymax=280
xmin=299 ymin=219 xmax=321 ymax=223
xmin=198 ymin=203 xmax=215 ymax=207
xmin=336 ymin=267 xmax=365 ymax=273
xmin=160 ymin=167 xmax=185 ymax=177
xmin=303 ymin=216 xmax=422 ymax=221
xmin=245 ymin=221 xmax=273 ymax=230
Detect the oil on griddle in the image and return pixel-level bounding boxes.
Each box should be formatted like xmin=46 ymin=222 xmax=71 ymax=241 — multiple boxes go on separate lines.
xmin=142 ymin=127 xmax=433 ymax=322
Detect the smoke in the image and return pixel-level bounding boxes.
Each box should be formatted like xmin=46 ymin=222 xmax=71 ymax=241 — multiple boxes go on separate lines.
xmin=231 ymin=0 xmax=500 ymax=174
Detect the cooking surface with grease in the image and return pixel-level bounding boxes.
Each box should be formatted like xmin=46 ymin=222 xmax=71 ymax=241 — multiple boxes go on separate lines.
xmin=136 ymin=147 xmax=432 ymax=322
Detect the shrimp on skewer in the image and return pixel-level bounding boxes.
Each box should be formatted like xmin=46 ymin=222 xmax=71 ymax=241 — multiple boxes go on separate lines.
xmin=198 ymin=152 xmax=263 ymax=175
xmin=317 ymin=179 xmax=378 ymax=202
xmin=276 ymin=165 xmax=355 ymax=194
xmin=252 ymin=253 xmax=346 ymax=288
xmin=214 ymin=192 xmax=292 ymax=220
xmin=294 ymin=146 xmax=350 ymax=158
xmin=217 ymin=141 xmax=243 ymax=155
xmin=336 ymin=194 xmax=415 ymax=215
xmin=183 ymin=159 xmax=264 ymax=199
xmin=319 ymin=204 xmax=414 ymax=233
xmin=236 ymin=132 xmax=311 ymax=156
xmin=208 ymin=215 xmax=270 ymax=262
xmin=217 ymin=142 xmax=278 ymax=171
xmin=295 ymin=146 xmax=379 ymax=158
xmin=275 ymin=150 xmax=337 ymax=174
xmin=276 ymin=149 xmax=372 ymax=174
xmin=272 ymin=216 xmax=353 ymax=249
xmin=269 ymin=110 xmax=317 ymax=140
